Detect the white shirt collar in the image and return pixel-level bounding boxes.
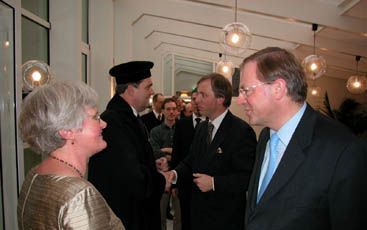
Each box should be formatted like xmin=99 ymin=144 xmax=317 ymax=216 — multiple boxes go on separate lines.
xmin=131 ymin=106 xmax=138 ymax=117
xmin=153 ymin=110 xmax=161 ymax=119
xmin=209 ymin=109 xmax=228 ymax=139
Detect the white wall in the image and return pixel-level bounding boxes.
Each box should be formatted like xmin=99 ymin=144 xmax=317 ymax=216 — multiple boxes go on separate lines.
xmin=89 ymin=0 xmax=114 ymax=111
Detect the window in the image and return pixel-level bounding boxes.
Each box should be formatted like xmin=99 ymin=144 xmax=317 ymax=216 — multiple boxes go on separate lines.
xmin=21 ymin=0 xmax=48 ymax=20
xmin=21 ymin=16 xmax=49 ymax=63
xmin=21 ymin=0 xmax=50 ymax=177
xmin=81 ymin=0 xmax=90 ymax=83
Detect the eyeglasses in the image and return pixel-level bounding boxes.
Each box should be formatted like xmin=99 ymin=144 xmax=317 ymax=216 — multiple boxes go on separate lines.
xmin=239 ymin=82 xmax=270 ymax=97
xmin=91 ymin=114 xmax=101 ymax=122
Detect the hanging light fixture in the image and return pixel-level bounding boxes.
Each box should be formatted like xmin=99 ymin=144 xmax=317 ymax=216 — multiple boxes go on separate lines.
xmin=216 ymin=53 xmax=234 ymax=79
xmin=346 ymin=56 xmax=367 ymax=94
xmin=22 ymin=60 xmax=52 ymax=92
xmin=308 ymin=77 xmax=322 ymax=97
xmin=308 ymin=85 xmax=322 ymax=97
xmin=302 ymin=23 xmax=327 ymax=80
xmin=220 ymin=0 xmax=252 ymax=55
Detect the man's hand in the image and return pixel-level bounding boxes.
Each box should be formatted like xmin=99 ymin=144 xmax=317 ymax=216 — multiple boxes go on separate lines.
xmin=193 ymin=173 xmax=213 ymax=192
xmin=160 ymin=171 xmax=172 ymax=192
xmin=166 ymin=170 xmax=176 ymax=184
xmin=156 ymin=157 xmax=168 ymax=172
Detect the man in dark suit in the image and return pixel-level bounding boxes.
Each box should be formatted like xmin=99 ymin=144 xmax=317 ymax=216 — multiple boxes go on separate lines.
xmin=141 ymin=93 xmax=164 ymax=132
xmin=88 ymin=61 xmax=168 ymax=230
xmin=238 ymin=47 xmax=367 ymax=230
xmin=171 ymin=88 xmax=205 ymax=230
xmin=167 ymin=73 xmax=257 ymax=230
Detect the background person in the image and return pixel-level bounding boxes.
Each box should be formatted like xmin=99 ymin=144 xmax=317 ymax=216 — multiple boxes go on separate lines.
xmin=239 ymin=47 xmax=367 ymax=230
xmin=88 ymin=61 xmax=167 ymax=230
xmin=17 ymin=81 xmax=124 ymax=229
xmin=150 ymin=98 xmax=181 ymax=230
xmin=182 ymin=102 xmax=193 ymax=118
xmin=141 ymin=93 xmax=165 ymax=132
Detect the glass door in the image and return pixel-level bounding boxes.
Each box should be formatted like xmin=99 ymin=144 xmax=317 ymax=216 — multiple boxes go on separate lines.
xmin=0 ymin=1 xmax=19 ymax=229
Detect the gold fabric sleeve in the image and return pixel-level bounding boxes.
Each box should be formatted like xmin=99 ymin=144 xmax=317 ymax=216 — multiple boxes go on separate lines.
xmin=18 ymin=168 xmax=124 ymax=230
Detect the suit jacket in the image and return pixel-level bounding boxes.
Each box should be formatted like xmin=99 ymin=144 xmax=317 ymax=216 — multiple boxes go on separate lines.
xmin=88 ymin=94 xmax=165 ymax=230
xmin=141 ymin=111 xmax=162 ymax=133
xmin=245 ymin=104 xmax=367 ymax=230
xmin=175 ymin=111 xmax=257 ymax=230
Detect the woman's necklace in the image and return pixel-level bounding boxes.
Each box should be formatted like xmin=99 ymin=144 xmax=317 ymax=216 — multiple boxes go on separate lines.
xmin=49 ymin=155 xmax=83 ymax=178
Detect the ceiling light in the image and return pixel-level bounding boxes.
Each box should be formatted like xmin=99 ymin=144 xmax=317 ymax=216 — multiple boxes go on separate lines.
xmin=302 ymin=24 xmax=327 ymax=80
xmin=220 ymin=0 xmax=252 ymax=55
xmin=22 ymin=60 xmax=52 ymax=92
xmin=216 ymin=53 xmax=234 ymax=79
xmin=346 ymin=56 xmax=367 ymax=94
xmin=309 ymin=85 xmax=321 ymax=97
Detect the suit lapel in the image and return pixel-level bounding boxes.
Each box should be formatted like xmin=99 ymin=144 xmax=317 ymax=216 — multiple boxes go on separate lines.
xmin=248 ymin=129 xmax=269 ymax=212
xmin=255 ymin=105 xmax=315 ymax=207
xmin=258 ymin=139 xmax=305 ymax=205
xmin=205 ymin=112 xmax=232 ymax=163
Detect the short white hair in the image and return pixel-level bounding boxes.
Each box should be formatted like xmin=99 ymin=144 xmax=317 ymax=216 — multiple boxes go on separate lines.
xmin=19 ymin=80 xmax=98 ymax=157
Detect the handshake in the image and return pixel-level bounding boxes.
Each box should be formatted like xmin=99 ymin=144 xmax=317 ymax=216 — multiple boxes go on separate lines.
xmin=155 ymin=157 xmax=175 ymax=192
xmin=155 ymin=157 xmax=214 ymax=193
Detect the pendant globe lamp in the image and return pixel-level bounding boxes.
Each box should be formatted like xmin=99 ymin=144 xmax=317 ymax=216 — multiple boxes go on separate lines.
xmin=220 ymin=0 xmax=252 ymax=55
xmin=308 ymin=85 xmax=322 ymax=97
xmin=216 ymin=53 xmax=234 ymax=79
xmin=22 ymin=60 xmax=52 ymax=92
xmin=302 ymin=24 xmax=327 ymax=80
xmin=346 ymin=56 xmax=367 ymax=94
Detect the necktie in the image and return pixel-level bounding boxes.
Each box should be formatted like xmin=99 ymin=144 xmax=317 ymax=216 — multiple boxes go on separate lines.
xmin=195 ymin=118 xmax=201 ymax=127
xmin=258 ymin=133 xmax=280 ymax=202
xmin=157 ymin=114 xmax=162 ymax=121
xmin=207 ymin=122 xmax=214 ymax=144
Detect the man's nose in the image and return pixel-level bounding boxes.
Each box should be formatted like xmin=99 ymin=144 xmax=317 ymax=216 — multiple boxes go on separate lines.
xmin=237 ymin=93 xmax=246 ymax=105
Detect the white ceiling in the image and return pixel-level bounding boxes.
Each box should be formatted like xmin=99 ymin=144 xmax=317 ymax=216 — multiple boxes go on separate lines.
xmin=122 ymin=0 xmax=367 ymax=80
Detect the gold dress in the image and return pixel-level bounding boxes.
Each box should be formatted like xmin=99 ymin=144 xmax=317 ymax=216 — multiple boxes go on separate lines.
xmin=17 ymin=168 xmax=125 ymax=230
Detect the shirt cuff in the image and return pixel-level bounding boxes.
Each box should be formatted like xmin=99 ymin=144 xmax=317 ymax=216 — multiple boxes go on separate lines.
xmin=172 ymin=170 xmax=178 ymax=184
xmin=212 ymin=176 xmax=215 ymax=191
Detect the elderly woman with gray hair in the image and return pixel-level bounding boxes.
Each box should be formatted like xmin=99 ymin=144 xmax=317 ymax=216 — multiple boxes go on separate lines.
xmin=17 ymin=81 xmax=124 ymax=229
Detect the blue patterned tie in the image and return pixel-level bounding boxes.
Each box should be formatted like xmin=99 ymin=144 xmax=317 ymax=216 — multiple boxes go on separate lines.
xmin=258 ymin=133 xmax=280 ymax=202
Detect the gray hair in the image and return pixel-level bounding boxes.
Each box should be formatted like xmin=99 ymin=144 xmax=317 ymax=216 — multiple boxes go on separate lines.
xmin=19 ymin=80 xmax=99 ymax=157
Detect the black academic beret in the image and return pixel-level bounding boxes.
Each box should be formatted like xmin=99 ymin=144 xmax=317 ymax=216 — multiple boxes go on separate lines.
xmin=109 ymin=61 xmax=154 ymax=84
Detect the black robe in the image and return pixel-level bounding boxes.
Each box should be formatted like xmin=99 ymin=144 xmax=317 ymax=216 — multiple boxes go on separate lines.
xmin=88 ymin=94 xmax=165 ymax=230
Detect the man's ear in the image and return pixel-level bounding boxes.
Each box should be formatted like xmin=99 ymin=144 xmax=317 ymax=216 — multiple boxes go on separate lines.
xmin=216 ymin=96 xmax=225 ymax=106
xmin=58 ymin=129 xmax=75 ymax=140
xmin=272 ymin=78 xmax=287 ymax=99
xmin=126 ymin=84 xmax=137 ymax=96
